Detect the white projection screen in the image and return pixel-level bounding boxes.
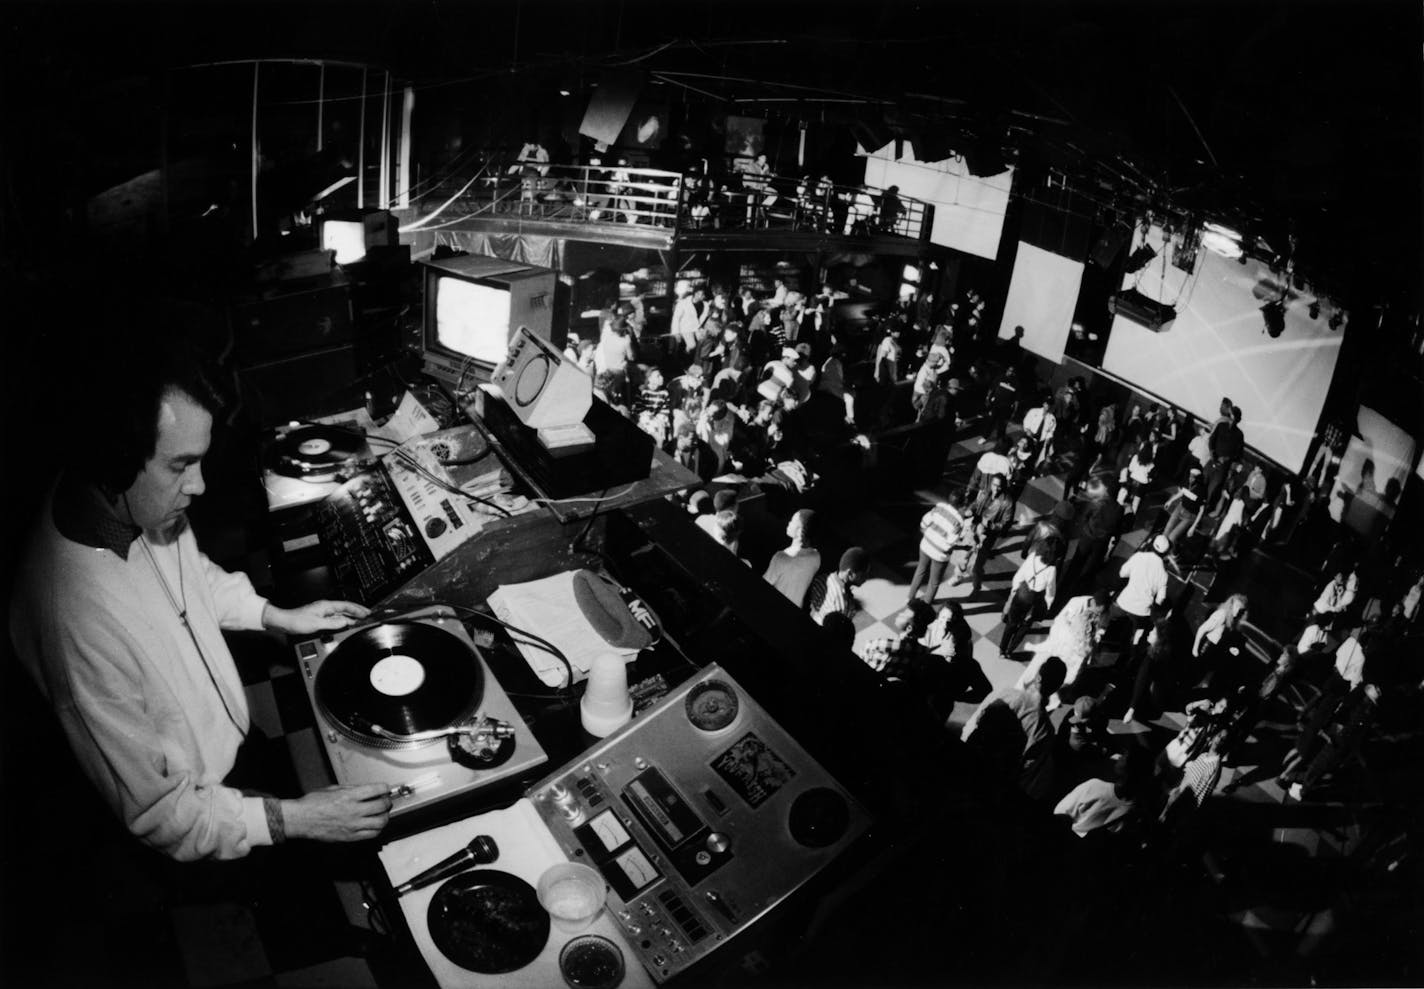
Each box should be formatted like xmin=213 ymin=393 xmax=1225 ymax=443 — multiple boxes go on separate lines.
xmin=996 ymin=242 xmax=1084 ymax=363
xmin=860 ymin=142 xmax=1012 ymax=260
xmin=1102 ymin=248 xmax=1345 ymax=471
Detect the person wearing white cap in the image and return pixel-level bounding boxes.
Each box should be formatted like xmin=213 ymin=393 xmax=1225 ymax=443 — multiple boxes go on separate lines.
xmin=671 ymin=280 xmax=702 ymax=354
xmin=1112 ymin=534 xmax=1172 ymax=644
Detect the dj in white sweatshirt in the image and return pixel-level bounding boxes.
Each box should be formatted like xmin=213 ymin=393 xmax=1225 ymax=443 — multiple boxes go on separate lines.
xmin=11 ymin=378 xmax=385 ymax=861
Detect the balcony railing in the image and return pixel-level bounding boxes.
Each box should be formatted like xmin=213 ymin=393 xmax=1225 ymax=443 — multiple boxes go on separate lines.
xmin=412 ymin=159 xmax=932 ymax=241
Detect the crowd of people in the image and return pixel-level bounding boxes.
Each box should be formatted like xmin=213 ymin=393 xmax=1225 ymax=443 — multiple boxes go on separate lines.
xmin=563 ymin=270 xmax=1423 ymax=854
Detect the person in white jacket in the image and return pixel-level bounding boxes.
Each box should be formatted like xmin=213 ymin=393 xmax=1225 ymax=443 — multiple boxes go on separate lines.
xmin=10 ymin=351 xmax=390 ymax=861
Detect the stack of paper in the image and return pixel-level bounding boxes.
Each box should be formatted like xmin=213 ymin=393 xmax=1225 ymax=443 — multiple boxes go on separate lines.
xmin=487 ymin=571 xmax=640 ymax=687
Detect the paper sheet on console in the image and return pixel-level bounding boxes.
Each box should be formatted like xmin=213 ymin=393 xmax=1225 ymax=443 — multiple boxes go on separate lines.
xmin=371 ymin=390 xmax=442 ymax=444
xmin=378 ymin=799 xmax=653 ymax=989
xmin=487 ymin=571 xmax=639 ymax=687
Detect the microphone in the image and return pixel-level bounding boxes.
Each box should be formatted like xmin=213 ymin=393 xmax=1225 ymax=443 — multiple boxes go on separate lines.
xmin=394 ymin=835 xmax=499 ymax=896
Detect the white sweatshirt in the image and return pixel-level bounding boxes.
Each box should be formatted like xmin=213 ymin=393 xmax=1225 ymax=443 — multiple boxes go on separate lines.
xmin=11 ymin=489 xmax=272 ymax=860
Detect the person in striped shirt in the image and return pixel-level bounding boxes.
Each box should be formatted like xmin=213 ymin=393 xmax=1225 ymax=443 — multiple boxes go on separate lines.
xmin=907 ymin=490 xmax=971 ymax=604
xmin=807 ymin=547 xmax=869 ymax=625
xmin=855 ymin=600 xmax=935 ymax=682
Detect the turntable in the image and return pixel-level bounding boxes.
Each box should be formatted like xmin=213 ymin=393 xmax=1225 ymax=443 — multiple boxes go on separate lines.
xmin=263 ymin=414 xmax=375 ymax=514
xmin=295 ymin=605 xmax=547 ymax=817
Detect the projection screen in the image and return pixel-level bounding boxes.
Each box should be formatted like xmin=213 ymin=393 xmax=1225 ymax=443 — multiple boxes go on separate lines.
xmin=996 ymin=242 xmax=1084 ymax=363
xmin=1102 ymin=246 xmax=1345 ymax=471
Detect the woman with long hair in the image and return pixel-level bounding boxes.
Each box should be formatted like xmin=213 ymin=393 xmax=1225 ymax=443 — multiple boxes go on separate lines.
xmin=1191 ymin=593 xmax=1253 ymax=702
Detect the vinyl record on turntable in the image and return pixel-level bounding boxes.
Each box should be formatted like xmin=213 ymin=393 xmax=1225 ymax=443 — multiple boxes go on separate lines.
xmin=315 ymin=621 xmax=484 ymax=748
xmin=269 ymin=423 xmax=365 ymax=480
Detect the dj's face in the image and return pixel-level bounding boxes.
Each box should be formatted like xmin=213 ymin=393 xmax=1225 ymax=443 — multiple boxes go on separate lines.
xmin=123 ymin=389 xmax=211 ymax=533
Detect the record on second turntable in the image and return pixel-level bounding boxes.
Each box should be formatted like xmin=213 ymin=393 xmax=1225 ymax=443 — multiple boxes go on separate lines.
xmin=270 ymin=423 xmax=366 ymax=479
xmin=314 ymin=621 xmax=485 ymax=748
xmin=427 ymin=869 xmax=549 ymax=974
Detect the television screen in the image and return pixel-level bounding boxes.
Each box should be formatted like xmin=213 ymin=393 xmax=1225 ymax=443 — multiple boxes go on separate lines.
xmin=321 ymin=220 xmax=367 ymax=264
xmin=435 ymin=276 xmax=511 ymax=364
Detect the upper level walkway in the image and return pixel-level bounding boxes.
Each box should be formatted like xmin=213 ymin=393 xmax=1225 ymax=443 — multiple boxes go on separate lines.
xmin=396 ymin=160 xmax=934 ymax=257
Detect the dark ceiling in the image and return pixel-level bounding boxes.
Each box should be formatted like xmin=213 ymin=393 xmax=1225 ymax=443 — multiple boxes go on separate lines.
xmin=3 ymin=0 xmax=1421 ymax=304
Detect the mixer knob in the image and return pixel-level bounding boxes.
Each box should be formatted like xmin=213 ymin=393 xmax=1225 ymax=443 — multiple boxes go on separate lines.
xmin=705 ymin=832 xmax=730 ymax=854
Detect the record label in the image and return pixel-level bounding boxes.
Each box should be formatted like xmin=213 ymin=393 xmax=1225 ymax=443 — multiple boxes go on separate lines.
xmin=369 ymin=654 xmax=426 ymax=696
xmin=297 ymin=436 xmax=333 ymax=457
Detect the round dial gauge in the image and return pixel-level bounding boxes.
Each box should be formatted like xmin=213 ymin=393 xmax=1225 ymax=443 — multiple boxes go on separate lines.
xmin=685 ymin=679 xmax=740 ymax=732
xmin=514 ymin=356 xmax=552 ymax=406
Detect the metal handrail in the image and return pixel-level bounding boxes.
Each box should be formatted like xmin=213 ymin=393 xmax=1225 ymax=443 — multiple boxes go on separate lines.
xmin=682 ymin=168 xmax=931 ymax=240
xmin=414 ymin=156 xmax=930 ymax=240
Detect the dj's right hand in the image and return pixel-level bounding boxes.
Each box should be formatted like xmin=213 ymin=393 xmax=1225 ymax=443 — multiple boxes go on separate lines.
xmin=282 ymin=784 xmax=393 ymax=843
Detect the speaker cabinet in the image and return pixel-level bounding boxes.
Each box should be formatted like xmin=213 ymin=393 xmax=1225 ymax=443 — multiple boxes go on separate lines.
xmin=231 ymin=279 xmax=354 ymax=364
xmin=579 ymin=73 xmax=642 ymax=147
xmin=1109 ymin=289 xmax=1177 ymax=332
xmin=237 ymin=345 xmax=358 ymax=427
xmin=1090 ymin=221 xmax=1132 ymax=269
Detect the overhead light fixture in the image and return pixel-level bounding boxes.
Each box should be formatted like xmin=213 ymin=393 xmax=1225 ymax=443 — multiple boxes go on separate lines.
xmin=1200 ymin=221 xmax=1243 ymax=260
xmin=1261 ymin=300 xmax=1286 ymax=338
xmin=1124 ymin=244 xmax=1157 ymax=274
xmin=559 ymin=89 xmax=571 ymax=96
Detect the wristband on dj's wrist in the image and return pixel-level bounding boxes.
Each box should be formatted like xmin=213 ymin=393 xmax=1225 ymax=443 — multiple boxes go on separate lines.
xmin=264 ymin=796 xmax=287 ymax=844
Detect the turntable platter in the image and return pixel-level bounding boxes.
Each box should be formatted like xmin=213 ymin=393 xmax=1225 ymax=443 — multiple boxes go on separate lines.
xmin=315 ymin=621 xmax=485 ymax=748
xmin=269 ymin=423 xmax=365 ymax=480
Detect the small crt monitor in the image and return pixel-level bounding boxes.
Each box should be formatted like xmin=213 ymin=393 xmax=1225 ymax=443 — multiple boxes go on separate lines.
xmin=320 ymin=219 xmax=367 ymax=264
xmin=420 ymin=255 xmax=561 ymax=391
xmin=435 ymin=276 xmax=511 ymax=365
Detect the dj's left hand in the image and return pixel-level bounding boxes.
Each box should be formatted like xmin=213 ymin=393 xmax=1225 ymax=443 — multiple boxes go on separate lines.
xmin=264 ymin=600 xmax=371 ymax=635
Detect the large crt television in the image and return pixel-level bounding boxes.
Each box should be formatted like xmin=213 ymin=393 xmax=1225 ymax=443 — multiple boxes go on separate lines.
xmin=420 ymin=254 xmax=563 ymax=391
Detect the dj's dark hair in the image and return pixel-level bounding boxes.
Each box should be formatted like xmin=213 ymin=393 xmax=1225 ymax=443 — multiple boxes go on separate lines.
xmin=76 ymin=303 xmax=228 ymax=495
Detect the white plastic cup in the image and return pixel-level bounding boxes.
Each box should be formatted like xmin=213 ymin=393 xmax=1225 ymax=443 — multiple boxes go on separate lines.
xmin=537 ymin=862 xmax=607 ymax=933
xmin=580 ymin=652 xmax=633 ymax=738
